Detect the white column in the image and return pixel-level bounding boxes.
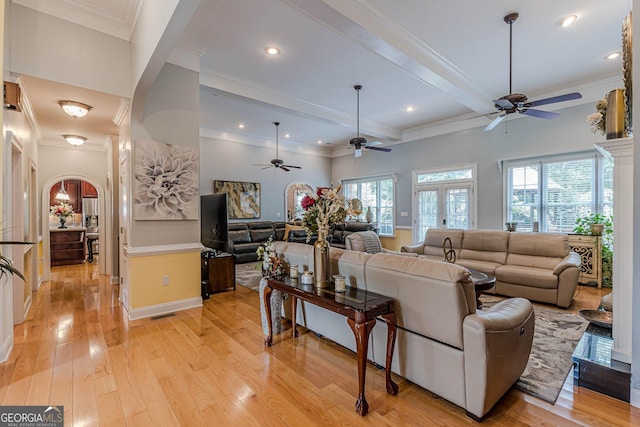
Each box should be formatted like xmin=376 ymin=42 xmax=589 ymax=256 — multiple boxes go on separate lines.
xmin=596 ymin=137 xmax=634 ymax=363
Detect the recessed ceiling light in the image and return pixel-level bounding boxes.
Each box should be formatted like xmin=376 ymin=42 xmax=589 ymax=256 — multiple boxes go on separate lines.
xmin=265 ymin=47 xmax=281 ymax=56
xmin=238 ymin=123 xmax=245 ymax=129
xmin=284 ymin=133 xmax=290 ymax=138
xmin=604 ymin=51 xmax=622 ymax=60
xmin=405 ymin=105 xmax=416 ymax=112
xmin=317 ymin=140 xmax=323 ymax=144
xmin=557 ymin=15 xmax=578 ymax=27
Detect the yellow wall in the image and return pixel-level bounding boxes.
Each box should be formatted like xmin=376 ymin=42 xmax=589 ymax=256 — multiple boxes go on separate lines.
xmin=380 ymin=228 xmax=413 ymax=251
xmin=128 ymin=251 xmax=200 ymax=309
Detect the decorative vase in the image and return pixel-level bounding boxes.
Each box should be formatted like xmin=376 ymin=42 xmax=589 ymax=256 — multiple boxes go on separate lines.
xmin=313 ymin=238 xmax=330 ymax=288
xmin=606 ymin=88 xmax=627 ymax=139
xmin=365 ymin=206 xmax=373 ymax=223
xmin=58 ymin=216 xmax=68 ymax=229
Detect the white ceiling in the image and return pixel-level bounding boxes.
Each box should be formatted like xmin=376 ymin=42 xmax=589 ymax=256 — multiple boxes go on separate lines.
xmin=15 ymin=0 xmax=632 ymax=157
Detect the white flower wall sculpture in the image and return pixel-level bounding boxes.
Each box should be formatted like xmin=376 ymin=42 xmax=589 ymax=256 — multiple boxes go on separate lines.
xmin=134 ymin=140 xmax=199 ymax=220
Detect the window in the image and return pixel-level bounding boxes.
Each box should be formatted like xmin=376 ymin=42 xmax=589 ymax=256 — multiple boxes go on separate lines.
xmin=343 ymin=175 xmax=394 ymax=236
xmin=505 ymin=152 xmax=612 ymax=233
xmin=412 ymin=164 xmax=477 ymax=243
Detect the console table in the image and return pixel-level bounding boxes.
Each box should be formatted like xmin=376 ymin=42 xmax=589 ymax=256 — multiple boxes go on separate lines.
xmin=263 ymin=278 xmax=398 ymax=416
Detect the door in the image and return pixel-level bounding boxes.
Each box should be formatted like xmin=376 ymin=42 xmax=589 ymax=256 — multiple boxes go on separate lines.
xmin=414 ymin=184 xmax=473 ymax=243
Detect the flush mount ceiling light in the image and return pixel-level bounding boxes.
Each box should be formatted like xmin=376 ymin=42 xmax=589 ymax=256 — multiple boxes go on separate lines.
xmin=63 ymin=135 xmax=87 ymax=146
xmin=58 ymin=100 xmax=92 ymax=118
xmin=557 ymin=15 xmax=578 ymax=27
xmin=604 ymin=51 xmax=622 ymax=60
xmin=55 ymin=180 xmax=70 ymax=201
xmin=264 ymin=46 xmax=281 ymax=55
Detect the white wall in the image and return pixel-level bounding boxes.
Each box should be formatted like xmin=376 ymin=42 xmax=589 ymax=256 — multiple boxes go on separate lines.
xmin=200 ymin=137 xmax=332 ymax=222
xmin=9 ymin=4 xmax=130 ymax=97
xmin=332 ymin=102 xmax=605 ymax=231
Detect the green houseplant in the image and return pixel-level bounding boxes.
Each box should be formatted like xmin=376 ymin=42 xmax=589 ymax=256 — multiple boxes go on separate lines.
xmin=573 ymin=213 xmax=613 ymax=287
xmin=0 ymin=240 xmax=30 ymax=281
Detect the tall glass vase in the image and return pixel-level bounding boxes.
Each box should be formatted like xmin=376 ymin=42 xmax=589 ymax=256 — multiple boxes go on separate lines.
xmin=313 ymin=238 xmax=330 ymax=288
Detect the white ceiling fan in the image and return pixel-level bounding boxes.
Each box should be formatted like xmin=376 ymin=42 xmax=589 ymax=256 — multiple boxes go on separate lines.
xmin=253 ymin=122 xmax=301 ymax=172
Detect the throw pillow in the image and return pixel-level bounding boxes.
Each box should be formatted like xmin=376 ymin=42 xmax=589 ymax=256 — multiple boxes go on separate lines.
xmin=284 ymin=224 xmax=304 ymax=241
xmin=357 ymin=231 xmax=382 ymax=254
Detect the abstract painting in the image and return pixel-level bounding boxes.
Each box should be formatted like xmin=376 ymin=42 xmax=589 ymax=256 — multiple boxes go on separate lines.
xmin=134 ymin=140 xmax=199 ymax=220
xmin=214 ymin=180 xmax=261 ymax=219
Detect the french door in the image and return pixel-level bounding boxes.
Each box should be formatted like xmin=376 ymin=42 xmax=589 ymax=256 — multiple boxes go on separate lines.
xmin=414 ymin=183 xmax=473 ymax=243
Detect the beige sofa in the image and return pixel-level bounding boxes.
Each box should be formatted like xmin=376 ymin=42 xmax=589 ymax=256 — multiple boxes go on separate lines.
xmin=402 ymin=229 xmax=581 ymax=308
xmin=273 ymin=241 xmax=534 ymax=420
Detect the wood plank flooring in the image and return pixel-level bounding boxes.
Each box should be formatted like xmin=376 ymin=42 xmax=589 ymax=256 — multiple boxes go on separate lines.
xmin=1 ymin=261 xmax=639 ymax=426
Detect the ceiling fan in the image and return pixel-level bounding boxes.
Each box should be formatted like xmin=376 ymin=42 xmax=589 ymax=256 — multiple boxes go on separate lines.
xmin=349 ymin=85 xmax=391 ymax=158
xmin=484 ymin=12 xmax=582 ymax=132
xmin=253 ymin=122 xmax=301 ymax=172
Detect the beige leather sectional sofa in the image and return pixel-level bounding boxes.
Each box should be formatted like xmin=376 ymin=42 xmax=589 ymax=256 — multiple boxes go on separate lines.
xmin=402 ymin=229 xmax=581 ymax=308
xmin=273 ymin=241 xmax=534 ymax=420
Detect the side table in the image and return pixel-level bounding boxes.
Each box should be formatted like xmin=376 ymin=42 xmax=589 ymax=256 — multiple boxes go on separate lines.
xmin=201 ymin=251 xmax=236 ymax=294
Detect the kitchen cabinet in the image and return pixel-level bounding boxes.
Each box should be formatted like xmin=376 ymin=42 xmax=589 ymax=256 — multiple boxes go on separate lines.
xmin=50 ymin=180 xmax=82 ymax=212
xmin=81 ymin=181 xmax=98 ymax=198
xmin=50 ymin=229 xmax=85 ymax=266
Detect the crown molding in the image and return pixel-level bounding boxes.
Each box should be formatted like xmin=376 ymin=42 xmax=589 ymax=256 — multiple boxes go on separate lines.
xmin=13 ymin=76 xmax=43 ymax=142
xmin=168 ymin=42 xmax=206 ymax=73
xmin=112 ymin=98 xmax=130 ymax=126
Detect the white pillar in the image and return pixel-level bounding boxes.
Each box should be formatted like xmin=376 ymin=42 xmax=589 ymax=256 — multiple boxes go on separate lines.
xmin=596 ymin=137 xmax=634 ymax=363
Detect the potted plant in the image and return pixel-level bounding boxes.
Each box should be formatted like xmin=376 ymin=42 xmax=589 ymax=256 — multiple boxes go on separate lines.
xmin=1 ymin=240 xmax=31 ymax=281
xmin=573 ymin=213 xmax=613 ymax=287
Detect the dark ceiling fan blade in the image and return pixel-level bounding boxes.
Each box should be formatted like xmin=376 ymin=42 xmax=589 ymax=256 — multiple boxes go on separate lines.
xmin=260 ymin=166 xmax=273 ymax=170
xmin=493 ymin=99 xmax=514 ymax=109
xmin=282 ymin=165 xmax=301 ymax=169
xmin=365 ymin=146 xmax=391 ymax=152
xmin=280 ymin=166 xmax=290 ymax=172
xmin=484 ymin=114 xmax=506 ymax=131
xmin=521 ymin=108 xmax=559 ymax=120
xmin=527 ymin=92 xmax=582 ymax=107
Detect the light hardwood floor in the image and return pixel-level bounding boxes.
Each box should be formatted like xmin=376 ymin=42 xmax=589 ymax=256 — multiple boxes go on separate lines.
xmin=1 ymin=261 xmax=639 ymax=426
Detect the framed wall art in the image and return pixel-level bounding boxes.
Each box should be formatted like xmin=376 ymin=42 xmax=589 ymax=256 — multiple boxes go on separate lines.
xmin=134 ymin=140 xmax=199 ymax=220
xmin=213 ymin=180 xmax=261 ymax=219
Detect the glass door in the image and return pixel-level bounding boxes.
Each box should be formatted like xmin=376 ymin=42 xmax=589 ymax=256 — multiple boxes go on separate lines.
xmin=414 ymin=184 xmax=472 ymax=242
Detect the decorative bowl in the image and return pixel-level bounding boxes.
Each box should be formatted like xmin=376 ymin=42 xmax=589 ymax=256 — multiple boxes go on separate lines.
xmin=578 ymin=309 xmax=612 ymax=329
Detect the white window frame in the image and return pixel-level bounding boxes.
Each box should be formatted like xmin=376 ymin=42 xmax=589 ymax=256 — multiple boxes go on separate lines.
xmin=341 ymin=174 xmax=396 ymax=236
xmin=412 ymin=163 xmax=477 ymax=243
xmin=502 ymin=151 xmax=611 ymax=233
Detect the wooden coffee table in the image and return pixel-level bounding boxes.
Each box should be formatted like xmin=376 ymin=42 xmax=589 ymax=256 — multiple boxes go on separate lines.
xmin=467 ymin=268 xmax=496 ymax=308
xmin=263 ymin=278 xmax=398 ymax=416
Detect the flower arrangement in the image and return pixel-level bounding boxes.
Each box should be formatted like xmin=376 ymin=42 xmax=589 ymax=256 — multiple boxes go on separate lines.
xmin=50 ymin=202 xmax=74 ymax=218
xmin=586 ymin=97 xmax=607 ymax=135
xmin=301 ymin=185 xmax=349 ymax=242
xmin=256 ymin=236 xmax=285 ymax=279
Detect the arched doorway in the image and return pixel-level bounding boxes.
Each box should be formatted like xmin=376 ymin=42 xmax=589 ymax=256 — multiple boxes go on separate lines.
xmin=42 ymin=175 xmax=109 ymax=281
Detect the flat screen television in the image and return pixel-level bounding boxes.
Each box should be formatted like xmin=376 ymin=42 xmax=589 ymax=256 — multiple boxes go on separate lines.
xmin=200 ymin=193 xmax=228 ymax=252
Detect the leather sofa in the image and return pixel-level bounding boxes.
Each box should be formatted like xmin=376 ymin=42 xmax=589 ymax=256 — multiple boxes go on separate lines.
xmin=273 ymin=241 xmax=534 ymax=420
xmin=329 ymin=222 xmax=378 ymax=248
xmin=227 ymin=221 xmax=287 ymax=263
xmin=401 ymin=229 xmax=581 ymax=308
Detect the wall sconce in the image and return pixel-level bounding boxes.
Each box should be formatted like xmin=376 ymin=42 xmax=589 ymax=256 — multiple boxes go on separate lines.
xmin=63 ymin=135 xmax=87 ymax=146
xmin=58 ymin=100 xmax=91 ymax=118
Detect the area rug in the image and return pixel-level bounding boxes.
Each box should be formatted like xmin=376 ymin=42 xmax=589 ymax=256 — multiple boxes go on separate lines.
xmin=480 ymin=295 xmax=588 ymax=404
xmin=236 ymin=264 xmax=588 ymax=405
xmin=236 ymin=262 xmax=263 ymax=291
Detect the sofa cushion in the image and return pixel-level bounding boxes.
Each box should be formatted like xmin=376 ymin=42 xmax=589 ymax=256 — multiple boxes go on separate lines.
xmin=456 ymin=259 xmax=502 ymax=276
xmin=459 ymin=230 xmax=509 ymax=264
xmin=233 ymin=242 xmax=261 ymax=254
xmin=248 ymin=221 xmax=275 ymax=231
xmin=495 ymin=265 xmax=559 ymax=289
xmin=283 ymin=224 xmax=304 ymax=241
xmin=250 ymin=228 xmax=275 ymax=243
xmin=228 ymin=223 xmax=251 ymax=244
xmin=423 ymin=228 xmax=464 ymax=257
xmin=507 ymin=232 xmax=568 ymax=264
xmin=273 ymin=222 xmax=287 ymax=241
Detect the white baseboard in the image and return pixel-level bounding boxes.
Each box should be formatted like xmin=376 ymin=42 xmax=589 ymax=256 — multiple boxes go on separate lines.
xmin=0 ymin=334 xmax=14 ymax=364
xmin=631 ymin=387 xmax=640 ymax=408
xmin=126 ymin=296 xmax=202 ymax=321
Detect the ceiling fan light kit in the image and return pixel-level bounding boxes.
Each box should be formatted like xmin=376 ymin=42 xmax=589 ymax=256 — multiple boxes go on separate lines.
xmin=484 ymin=12 xmax=582 ymax=132
xmin=349 ymin=85 xmax=391 ymax=157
